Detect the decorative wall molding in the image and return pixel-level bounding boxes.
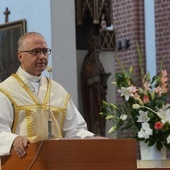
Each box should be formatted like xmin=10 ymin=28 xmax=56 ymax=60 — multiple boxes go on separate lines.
xmin=75 ymin=0 xmax=111 ymax=26
xmin=99 ymin=29 xmax=115 ymax=51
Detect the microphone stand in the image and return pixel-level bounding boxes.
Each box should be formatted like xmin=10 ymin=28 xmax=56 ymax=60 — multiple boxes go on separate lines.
xmin=47 ymin=66 xmax=53 ymax=139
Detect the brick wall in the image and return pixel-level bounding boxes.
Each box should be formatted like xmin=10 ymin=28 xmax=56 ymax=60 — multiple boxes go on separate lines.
xmin=112 ymin=0 xmax=170 ymax=102
xmin=155 ymin=0 xmax=170 ymax=99
xmin=155 ymin=0 xmax=170 ymax=158
xmin=111 ymin=0 xmax=170 ymax=160
xmin=111 ymin=0 xmax=145 ymax=159
xmin=112 ymin=0 xmax=145 ymax=102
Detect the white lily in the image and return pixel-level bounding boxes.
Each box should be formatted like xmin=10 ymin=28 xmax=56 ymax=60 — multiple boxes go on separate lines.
xmin=137 ymin=110 xmax=150 ymax=123
xmin=118 ymin=86 xmax=134 ymax=101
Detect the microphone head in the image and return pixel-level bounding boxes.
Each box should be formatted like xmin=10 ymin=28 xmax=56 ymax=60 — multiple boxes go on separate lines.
xmin=47 ymin=66 xmax=52 ymax=73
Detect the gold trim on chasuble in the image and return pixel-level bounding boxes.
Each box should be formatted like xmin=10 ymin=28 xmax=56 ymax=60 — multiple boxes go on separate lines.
xmin=0 ymin=74 xmax=70 ymax=142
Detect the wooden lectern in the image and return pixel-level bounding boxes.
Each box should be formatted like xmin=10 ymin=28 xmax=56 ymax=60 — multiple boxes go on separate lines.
xmin=1 ymin=139 xmax=137 ymax=170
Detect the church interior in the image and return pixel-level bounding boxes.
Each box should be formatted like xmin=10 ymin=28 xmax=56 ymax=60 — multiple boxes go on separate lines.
xmin=0 ymin=0 xmax=170 ymax=169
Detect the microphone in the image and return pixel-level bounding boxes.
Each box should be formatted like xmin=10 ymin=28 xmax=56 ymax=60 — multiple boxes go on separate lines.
xmin=46 ymin=66 xmax=53 ymax=139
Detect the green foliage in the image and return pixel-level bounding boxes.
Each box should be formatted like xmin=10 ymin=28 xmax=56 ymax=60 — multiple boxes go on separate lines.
xmin=100 ymin=43 xmax=170 ymax=151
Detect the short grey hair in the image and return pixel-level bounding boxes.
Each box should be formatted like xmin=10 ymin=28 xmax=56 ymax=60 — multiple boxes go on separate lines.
xmin=18 ymin=32 xmax=45 ymax=51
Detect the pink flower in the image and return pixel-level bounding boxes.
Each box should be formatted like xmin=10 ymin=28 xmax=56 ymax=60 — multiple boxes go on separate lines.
xmin=130 ymin=85 xmax=137 ymax=93
xmin=154 ymin=122 xmax=163 ymax=130
xmin=161 ymin=70 xmax=168 ymax=85
xmin=154 ymin=86 xmax=163 ymax=94
xmin=161 ymin=77 xmax=168 ymax=84
xmin=162 ymin=86 xmax=168 ymax=93
xmin=161 ymin=70 xmax=167 ymax=77
xmin=154 ymin=86 xmax=168 ymax=96
xmin=133 ymin=92 xmax=140 ymax=100
xmin=143 ymin=96 xmax=150 ymax=104
xmin=143 ymin=82 xmax=151 ymax=91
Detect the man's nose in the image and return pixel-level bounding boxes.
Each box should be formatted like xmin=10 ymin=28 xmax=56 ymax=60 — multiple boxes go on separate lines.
xmin=37 ymin=51 xmax=47 ymax=58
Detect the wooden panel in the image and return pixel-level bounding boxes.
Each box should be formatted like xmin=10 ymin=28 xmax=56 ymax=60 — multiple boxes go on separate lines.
xmin=1 ymin=139 xmax=137 ymax=170
xmin=1 ymin=141 xmax=48 ymax=170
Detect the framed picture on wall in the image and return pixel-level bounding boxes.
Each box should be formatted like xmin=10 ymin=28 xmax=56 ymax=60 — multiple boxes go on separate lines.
xmin=0 ymin=19 xmax=26 ymax=82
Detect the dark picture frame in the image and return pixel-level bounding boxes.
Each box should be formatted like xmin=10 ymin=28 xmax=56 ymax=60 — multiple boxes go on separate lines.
xmin=0 ymin=19 xmax=26 ymax=81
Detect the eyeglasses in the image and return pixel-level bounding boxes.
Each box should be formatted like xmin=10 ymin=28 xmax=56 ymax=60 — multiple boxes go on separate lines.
xmin=20 ymin=48 xmax=51 ymax=56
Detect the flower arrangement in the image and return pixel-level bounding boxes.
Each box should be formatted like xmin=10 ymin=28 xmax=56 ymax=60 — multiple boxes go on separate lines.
xmin=100 ymin=44 xmax=170 ymax=151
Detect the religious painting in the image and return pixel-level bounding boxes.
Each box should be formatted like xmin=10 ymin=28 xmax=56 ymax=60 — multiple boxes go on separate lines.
xmin=0 ymin=19 xmax=26 ymax=82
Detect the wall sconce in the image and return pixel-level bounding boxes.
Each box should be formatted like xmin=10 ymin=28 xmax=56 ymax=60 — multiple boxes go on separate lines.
xmin=121 ymin=39 xmax=130 ymax=49
xmin=116 ymin=39 xmax=130 ymax=50
xmin=116 ymin=40 xmax=121 ymax=50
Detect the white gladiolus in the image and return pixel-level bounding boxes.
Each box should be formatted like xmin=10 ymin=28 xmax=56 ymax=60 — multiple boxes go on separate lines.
xmin=167 ymin=135 xmax=170 ymax=144
xmin=120 ymin=114 xmax=128 ymax=121
xmin=108 ymin=126 xmax=116 ymax=134
xmin=132 ymin=104 xmax=140 ymax=109
xmin=105 ymin=115 xmax=114 ymax=120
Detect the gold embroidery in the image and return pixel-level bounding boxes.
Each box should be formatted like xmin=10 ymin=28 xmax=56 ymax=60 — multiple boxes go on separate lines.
xmin=0 ymin=74 xmax=70 ymax=142
xmin=43 ymin=77 xmax=51 ymax=105
xmin=25 ymin=110 xmax=33 ymax=139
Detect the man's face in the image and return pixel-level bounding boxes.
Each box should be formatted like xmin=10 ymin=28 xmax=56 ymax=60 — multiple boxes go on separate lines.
xmin=17 ymin=35 xmax=49 ymax=76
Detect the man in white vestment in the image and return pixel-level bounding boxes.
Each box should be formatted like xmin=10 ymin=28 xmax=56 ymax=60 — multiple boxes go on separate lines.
xmin=0 ymin=32 xmax=95 ymax=158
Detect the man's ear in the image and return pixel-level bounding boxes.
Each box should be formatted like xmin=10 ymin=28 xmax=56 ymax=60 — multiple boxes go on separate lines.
xmin=17 ymin=52 xmax=22 ymax=62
